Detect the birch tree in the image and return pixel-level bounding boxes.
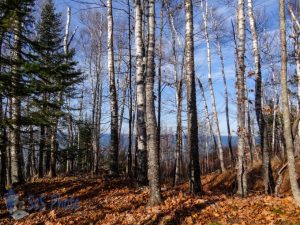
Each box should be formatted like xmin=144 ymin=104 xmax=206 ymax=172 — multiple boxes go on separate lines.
xmin=247 ymin=0 xmax=274 ymax=194
xmin=236 ymin=0 xmax=247 ymax=197
xmin=200 ymin=0 xmax=225 ymax=173
xmin=134 ymin=0 xmax=147 ymax=185
xmin=166 ymin=0 xmax=184 ymax=186
xmin=145 ymin=0 xmax=162 ymax=206
xmin=10 ymin=10 xmax=24 ymax=184
xmin=107 ymin=0 xmax=119 ymax=176
xmin=127 ymin=0 xmax=133 ymax=177
xmin=157 ymin=0 xmax=164 ymax=157
xmin=211 ymin=12 xmax=234 ymax=164
xmin=279 ymin=0 xmax=300 ymax=206
xmin=289 ymin=0 xmax=300 ymax=152
xmin=185 ymin=0 xmax=202 ymax=194
xmin=197 ymin=77 xmax=217 ymax=151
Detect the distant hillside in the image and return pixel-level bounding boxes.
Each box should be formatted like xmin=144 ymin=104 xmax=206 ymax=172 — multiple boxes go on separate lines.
xmin=100 ymin=134 xmax=238 ymax=148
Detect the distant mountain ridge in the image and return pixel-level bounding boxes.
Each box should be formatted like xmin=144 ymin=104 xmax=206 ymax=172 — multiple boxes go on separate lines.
xmin=100 ymin=134 xmax=238 ymax=148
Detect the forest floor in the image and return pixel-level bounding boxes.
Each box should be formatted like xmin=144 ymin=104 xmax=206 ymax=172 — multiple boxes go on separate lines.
xmin=1 ymin=161 xmax=300 ymax=224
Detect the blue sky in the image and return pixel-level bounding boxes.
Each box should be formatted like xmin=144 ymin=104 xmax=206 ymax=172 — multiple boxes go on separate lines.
xmin=47 ymin=0 xmax=282 ymax=137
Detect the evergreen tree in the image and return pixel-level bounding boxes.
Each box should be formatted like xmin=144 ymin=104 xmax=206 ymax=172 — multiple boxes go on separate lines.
xmin=31 ymin=0 xmax=82 ymax=178
xmin=0 ymin=0 xmax=35 ymax=185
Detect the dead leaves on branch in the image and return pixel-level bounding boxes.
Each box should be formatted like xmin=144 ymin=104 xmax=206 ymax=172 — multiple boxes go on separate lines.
xmin=0 ymin=176 xmax=299 ymax=225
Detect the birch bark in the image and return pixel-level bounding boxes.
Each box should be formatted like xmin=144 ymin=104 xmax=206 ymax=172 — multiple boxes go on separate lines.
xmin=236 ymin=0 xmax=247 ymax=197
xmin=146 ymin=0 xmax=162 ymax=206
xmin=200 ymin=0 xmax=225 ymax=172
xmin=134 ymin=0 xmax=147 ymax=185
xmin=166 ymin=1 xmax=183 ymax=186
xmin=185 ymin=0 xmax=202 ymax=194
xmin=11 ymin=16 xmax=24 ymax=184
xmin=279 ymin=0 xmax=300 ymax=206
xmin=247 ymin=0 xmax=274 ymax=194
xmin=107 ymin=0 xmax=119 ymax=175
xmin=216 ymin=37 xmax=234 ymax=164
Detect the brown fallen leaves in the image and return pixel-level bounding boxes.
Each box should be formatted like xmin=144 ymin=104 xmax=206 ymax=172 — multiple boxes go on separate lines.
xmin=0 ymin=176 xmax=299 ymax=225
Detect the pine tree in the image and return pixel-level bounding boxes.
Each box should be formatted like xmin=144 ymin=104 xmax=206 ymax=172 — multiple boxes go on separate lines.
xmin=31 ymin=0 xmax=82 ymax=178
xmin=0 ymin=0 xmax=35 ymax=185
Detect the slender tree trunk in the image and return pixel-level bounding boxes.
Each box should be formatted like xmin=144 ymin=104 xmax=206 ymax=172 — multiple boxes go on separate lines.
xmin=66 ymin=103 xmax=73 ymax=174
xmin=38 ymin=125 xmax=45 ymax=178
xmin=0 ymin=95 xmax=6 ymax=192
xmin=49 ymin=125 xmax=57 ymax=178
xmin=167 ymin=1 xmax=180 ymax=185
xmin=31 ymin=132 xmax=37 ymax=177
xmin=279 ymin=0 xmax=300 ymax=206
xmin=157 ymin=0 xmax=164 ymax=162
xmin=49 ymin=88 xmax=63 ymax=178
xmin=298 ymin=41 xmax=300 ymax=115
xmin=178 ymin=52 xmax=184 ymax=182
xmin=0 ymin=33 xmax=6 ymax=192
xmin=25 ymin=127 xmax=31 ymax=179
xmin=146 ymin=0 xmax=162 ymax=206
xmin=216 ymin=37 xmax=234 ymax=165
xmin=236 ymin=0 xmax=247 ymax=197
xmin=6 ymin=123 xmax=12 ymax=186
xmin=291 ymin=12 xmax=300 ymax=154
xmin=26 ymin=126 xmax=35 ymax=180
xmin=91 ymin=107 xmax=97 ymax=174
xmin=296 ymin=43 xmax=300 ymax=155
xmin=107 ymin=0 xmax=119 ymax=176
xmin=197 ymin=78 xmax=217 ymax=151
xmin=95 ymin=82 xmax=103 ymax=174
xmin=119 ymin=75 xmax=129 ymax=138
xmin=43 ymin=134 xmax=48 ymax=174
xmin=134 ymin=0 xmax=148 ymax=185
xmin=271 ymin=103 xmax=277 ymax=154
xmin=185 ymin=0 xmax=202 ymax=194
xmin=127 ymin=0 xmax=133 ymax=178
xmin=174 ymin=83 xmax=183 ymax=186
xmin=92 ymin=18 xmax=104 ymax=174
xmin=263 ymin=34 xmax=279 ymax=156
xmin=247 ymin=0 xmax=274 ymax=194
xmin=166 ymin=2 xmax=184 ymax=185
xmin=244 ymin=77 xmax=253 ymax=163
xmin=64 ymin=7 xmax=71 ymax=57
xmin=10 ymin=17 xmax=24 ymax=184
xmin=63 ymin=8 xmax=76 ymax=173
xmin=200 ymin=0 xmax=225 ymax=172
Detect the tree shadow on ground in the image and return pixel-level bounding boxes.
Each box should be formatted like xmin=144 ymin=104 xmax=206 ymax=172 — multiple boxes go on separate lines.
xmin=144 ymin=199 xmax=218 ymax=225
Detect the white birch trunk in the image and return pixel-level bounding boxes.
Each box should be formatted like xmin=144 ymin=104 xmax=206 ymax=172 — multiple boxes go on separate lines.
xmin=279 ymin=0 xmax=300 ymax=206
xmin=118 ymin=75 xmax=129 ymax=138
xmin=216 ymin=37 xmax=234 ymax=164
xmin=185 ymin=0 xmax=202 ymax=194
xmin=11 ymin=17 xmax=24 ymax=184
xmin=134 ymin=0 xmax=147 ymax=185
xmin=200 ymin=0 xmax=225 ymax=172
xmin=236 ymin=0 xmax=247 ymax=197
xmin=166 ymin=1 xmax=183 ymax=186
xmin=248 ymin=0 xmax=274 ymax=194
xmin=107 ymin=0 xmax=119 ymax=175
xmin=197 ymin=77 xmax=217 ymax=150
xmin=146 ymin=0 xmax=161 ymax=206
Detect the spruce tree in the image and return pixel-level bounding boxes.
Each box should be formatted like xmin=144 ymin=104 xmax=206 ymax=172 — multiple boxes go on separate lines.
xmin=0 ymin=0 xmax=35 ymax=185
xmin=31 ymin=0 xmax=82 ymax=178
